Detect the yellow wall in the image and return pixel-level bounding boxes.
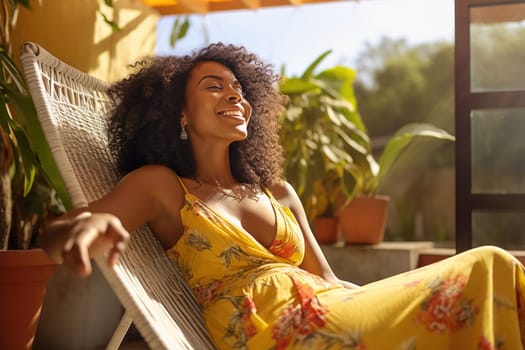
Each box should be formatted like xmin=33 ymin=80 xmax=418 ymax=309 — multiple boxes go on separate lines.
xmin=12 ymin=0 xmax=159 ymax=82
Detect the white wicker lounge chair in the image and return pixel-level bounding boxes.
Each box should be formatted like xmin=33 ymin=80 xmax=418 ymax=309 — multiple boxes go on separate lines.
xmin=20 ymin=42 xmax=218 ymax=350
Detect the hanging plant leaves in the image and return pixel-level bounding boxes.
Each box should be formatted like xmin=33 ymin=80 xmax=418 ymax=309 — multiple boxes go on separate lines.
xmin=170 ymin=16 xmax=190 ymax=48
xmin=99 ymin=11 xmax=121 ymax=32
xmin=5 ymin=86 xmax=72 ymax=209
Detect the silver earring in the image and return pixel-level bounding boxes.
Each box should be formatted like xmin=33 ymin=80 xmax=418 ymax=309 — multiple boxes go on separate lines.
xmin=180 ymin=124 xmax=188 ymax=140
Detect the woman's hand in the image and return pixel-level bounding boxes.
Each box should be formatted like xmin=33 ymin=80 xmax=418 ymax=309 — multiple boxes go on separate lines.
xmin=336 ymin=279 xmax=361 ymax=289
xmin=42 ymin=211 xmax=130 ymax=277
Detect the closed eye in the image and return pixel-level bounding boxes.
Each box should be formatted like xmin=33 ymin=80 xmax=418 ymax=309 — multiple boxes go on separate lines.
xmin=232 ymin=82 xmax=243 ymax=94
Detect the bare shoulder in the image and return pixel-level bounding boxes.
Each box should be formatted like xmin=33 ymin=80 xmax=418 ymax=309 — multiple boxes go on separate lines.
xmin=268 ymin=180 xmax=311 ymax=234
xmin=121 ymin=164 xmax=181 ymax=183
xmin=117 ymin=164 xmax=181 ymax=193
xmin=268 ymin=180 xmax=301 ymax=209
xmin=122 ymin=164 xmax=184 ymax=205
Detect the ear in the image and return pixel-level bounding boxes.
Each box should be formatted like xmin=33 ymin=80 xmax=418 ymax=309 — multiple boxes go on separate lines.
xmin=245 ymin=104 xmax=253 ymax=120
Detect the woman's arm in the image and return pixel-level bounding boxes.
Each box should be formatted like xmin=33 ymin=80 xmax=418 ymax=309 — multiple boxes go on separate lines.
xmin=272 ymin=181 xmax=359 ymax=289
xmin=41 ymin=165 xmax=185 ymax=277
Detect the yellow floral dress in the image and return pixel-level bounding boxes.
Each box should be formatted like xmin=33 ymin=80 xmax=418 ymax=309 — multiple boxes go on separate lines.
xmin=167 ymin=179 xmax=525 ymax=350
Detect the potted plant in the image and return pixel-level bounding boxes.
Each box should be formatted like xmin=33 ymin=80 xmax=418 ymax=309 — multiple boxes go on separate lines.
xmin=339 ymin=122 xmax=454 ymax=244
xmin=279 ymin=50 xmax=369 ymax=243
xmin=279 ymin=50 xmax=455 ymax=245
xmin=0 ymin=1 xmax=69 ymax=348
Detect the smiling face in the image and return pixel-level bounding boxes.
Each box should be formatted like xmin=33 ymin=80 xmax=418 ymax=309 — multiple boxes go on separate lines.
xmin=181 ymin=61 xmax=252 ymax=143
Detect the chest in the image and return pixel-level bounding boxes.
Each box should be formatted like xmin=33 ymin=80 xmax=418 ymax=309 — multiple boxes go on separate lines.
xmin=197 ymin=189 xmax=279 ymax=248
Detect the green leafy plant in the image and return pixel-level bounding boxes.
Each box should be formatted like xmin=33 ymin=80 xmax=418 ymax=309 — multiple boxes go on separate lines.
xmin=279 ymin=50 xmax=455 ymax=221
xmin=279 ymin=50 xmax=367 ymax=220
xmin=169 ymin=16 xmax=190 ymax=48
xmin=0 ymin=0 xmax=70 ymax=250
xmin=98 ymin=0 xmax=123 ymax=32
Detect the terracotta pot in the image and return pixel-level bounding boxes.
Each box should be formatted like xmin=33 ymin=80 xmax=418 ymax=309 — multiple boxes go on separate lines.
xmin=312 ymin=216 xmax=339 ymax=244
xmin=0 ymin=249 xmax=56 ymax=350
xmin=339 ymin=196 xmax=390 ymax=245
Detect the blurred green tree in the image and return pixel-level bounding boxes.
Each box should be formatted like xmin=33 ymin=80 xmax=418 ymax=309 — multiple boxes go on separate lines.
xmin=351 ymin=37 xmax=455 ymax=242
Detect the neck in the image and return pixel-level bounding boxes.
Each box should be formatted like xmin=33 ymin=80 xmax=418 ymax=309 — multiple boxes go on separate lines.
xmin=191 ymin=139 xmax=236 ymax=186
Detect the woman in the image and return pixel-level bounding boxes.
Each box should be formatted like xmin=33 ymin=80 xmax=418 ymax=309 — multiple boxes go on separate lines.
xmin=42 ymin=43 xmax=525 ymax=350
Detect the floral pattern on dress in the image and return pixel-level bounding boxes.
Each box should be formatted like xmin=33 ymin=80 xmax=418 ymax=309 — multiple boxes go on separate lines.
xmin=186 ymin=196 xmax=223 ymax=226
xmin=186 ymin=229 xmax=212 ymax=251
xmin=416 ymin=274 xmax=479 ymax=332
xmin=269 ymin=239 xmax=297 ymax=259
xmin=240 ymin=297 xmax=258 ymax=338
xmin=218 ymin=244 xmax=274 ymax=268
xmin=167 ymin=247 xmax=194 ymax=281
xmin=403 ymin=280 xmax=422 ymax=289
xmin=173 ymin=257 xmax=193 ymax=282
xmin=272 ymin=276 xmax=328 ymax=350
xmin=219 ymin=245 xmax=249 ymax=267
xmin=222 ymin=296 xmax=256 ymax=350
xmin=192 ymin=279 xmax=226 ymax=307
xmin=478 ymin=336 xmax=504 ymax=350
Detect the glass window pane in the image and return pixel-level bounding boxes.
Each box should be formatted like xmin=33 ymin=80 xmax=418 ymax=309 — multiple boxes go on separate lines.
xmin=471 ymin=108 xmax=525 ymax=193
xmin=470 ymin=3 xmax=525 ymax=92
xmin=473 ymin=211 xmax=525 ymax=249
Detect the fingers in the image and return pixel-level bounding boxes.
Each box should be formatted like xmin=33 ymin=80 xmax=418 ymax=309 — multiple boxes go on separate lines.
xmin=61 ymin=213 xmax=130 ymax=278
xmin=62 ymin=225 xmax=97 ymax=277
xmin=105 ymin=217 xmax=130 ymax=267
xmin=107 ymin=240 xmax=128 ymax=267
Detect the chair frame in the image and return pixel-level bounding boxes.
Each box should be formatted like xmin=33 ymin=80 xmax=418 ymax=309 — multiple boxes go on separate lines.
xmin=20 ymin=41 xmax=217 ymax=350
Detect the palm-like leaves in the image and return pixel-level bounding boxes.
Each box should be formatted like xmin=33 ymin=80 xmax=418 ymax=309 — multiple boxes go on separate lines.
xmin=279 ymin=51 xmax=455 ymax=221
xmin=0 ymin=48 xmax=70 ymax=205
xmin=280 ymin=50 xmax=368 ymax=219
xmin=0 ymin=0 xmax=70 ymax=249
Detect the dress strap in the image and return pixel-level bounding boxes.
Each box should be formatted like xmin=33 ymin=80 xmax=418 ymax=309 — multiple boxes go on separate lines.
xmin=263 ymin=187 xmax=278 ymax=204
xmin=176 ymin=176 xmax=189 ymax=194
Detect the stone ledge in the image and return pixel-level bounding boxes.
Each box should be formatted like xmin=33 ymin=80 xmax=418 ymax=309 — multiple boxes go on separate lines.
xmin=416 ymin=247 xmax=456 ymax=267
xmin=324 ymin=243 xmax=525 ymax=286
xmin=417 ymin=247 xmax=525 ymax=267
xmin=321 ymin=241 xmax=435 ymax=285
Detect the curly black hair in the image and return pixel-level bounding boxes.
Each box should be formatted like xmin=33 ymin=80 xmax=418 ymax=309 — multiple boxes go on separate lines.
xmin=107 ymin=42 xmax=287 ymax=188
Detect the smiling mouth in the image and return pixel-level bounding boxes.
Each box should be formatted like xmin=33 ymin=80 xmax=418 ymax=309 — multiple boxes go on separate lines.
xmin=218 ymin=110 xmax=244 ymax=119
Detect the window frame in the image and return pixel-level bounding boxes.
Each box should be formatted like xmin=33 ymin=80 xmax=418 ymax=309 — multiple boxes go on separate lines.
xmin=455 ymin=0 xmax=525 ymax=252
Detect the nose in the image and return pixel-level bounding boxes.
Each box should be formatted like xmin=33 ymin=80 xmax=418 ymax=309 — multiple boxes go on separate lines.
xmin=227 ymin=87 xmax=242 ymax=102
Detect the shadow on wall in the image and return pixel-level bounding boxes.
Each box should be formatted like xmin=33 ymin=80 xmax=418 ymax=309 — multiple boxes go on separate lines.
xmin=12 ymin=0 xmax=159 ymax=82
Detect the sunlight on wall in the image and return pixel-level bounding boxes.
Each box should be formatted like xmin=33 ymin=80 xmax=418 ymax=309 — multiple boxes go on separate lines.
xmin=13 ymin=0 xmax=159 ymax=82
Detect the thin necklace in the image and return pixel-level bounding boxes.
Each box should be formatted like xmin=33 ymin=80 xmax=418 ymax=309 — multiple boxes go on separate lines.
xmin=193 ymin=175 xmax=260 ymax=202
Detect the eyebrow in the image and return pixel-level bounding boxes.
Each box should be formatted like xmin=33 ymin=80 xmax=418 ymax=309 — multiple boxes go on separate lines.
xmin=198 ymin=75 xmax=224 ymax=84
xmin=198 ymin=75 xmax=241 ymax=86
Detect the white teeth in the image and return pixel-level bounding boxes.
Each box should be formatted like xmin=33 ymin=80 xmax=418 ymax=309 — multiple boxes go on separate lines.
xmin=221 ymin=110 xmax=242 ymax=116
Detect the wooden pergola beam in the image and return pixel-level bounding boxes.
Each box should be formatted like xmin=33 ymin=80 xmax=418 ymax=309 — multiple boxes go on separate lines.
xmin=142 ymin=0 xmax=342 ymax=15
xmin=241 ymin=0 xmax=261 ymax=9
